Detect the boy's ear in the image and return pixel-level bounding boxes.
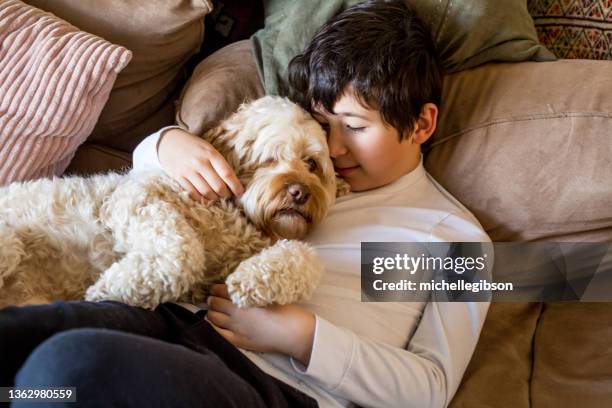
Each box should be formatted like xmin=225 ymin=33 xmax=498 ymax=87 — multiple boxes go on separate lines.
xmin=409 ymin=103 xmax=438 ymax=145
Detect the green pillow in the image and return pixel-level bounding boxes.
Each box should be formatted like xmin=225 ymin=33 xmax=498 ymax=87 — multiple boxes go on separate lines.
xmin=251 ymin=0 xmax=556 ymax=97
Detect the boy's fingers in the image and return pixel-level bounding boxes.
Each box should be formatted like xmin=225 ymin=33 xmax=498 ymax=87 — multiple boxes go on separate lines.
xmin=207 ymin=320 xmax=238 ymax=345
xmin=210 ymin=284 xmax=230 ymax=299
xmin=207 ymin=295 xmax=234 ymax=315
xmin=210 ymin=156 xmax=244 ymax=198
xmin=178 ymin=177 xmax=203 ymax=201
xmin=206 ymin=310 xmax=232 ymax=329
xmin=188 ymin=172 xmax=219 ymax=201
xmin=198 ymin=162 xmax=232 ymax=199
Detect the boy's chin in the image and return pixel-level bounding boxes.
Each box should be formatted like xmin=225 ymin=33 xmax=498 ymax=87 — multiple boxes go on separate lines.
xmin=341 ymin=171 xmax=381 ymax=192
xmin=345 ymin=178 xmax=373 ymax=192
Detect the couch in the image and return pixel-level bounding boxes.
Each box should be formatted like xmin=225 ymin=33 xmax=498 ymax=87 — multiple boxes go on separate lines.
xmin=5 ymin=0 xmax=612 ymax=407
xmin=71 ymin=46 xmax=612 ymax=408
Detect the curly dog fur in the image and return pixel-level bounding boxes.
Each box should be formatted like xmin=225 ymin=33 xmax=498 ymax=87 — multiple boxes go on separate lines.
xmin=0 ymin=96 xmax=348 ymax=309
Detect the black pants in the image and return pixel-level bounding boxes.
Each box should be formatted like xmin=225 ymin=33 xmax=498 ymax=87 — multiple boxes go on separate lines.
xmin=0 ymin=301 xmax=317 ymax=408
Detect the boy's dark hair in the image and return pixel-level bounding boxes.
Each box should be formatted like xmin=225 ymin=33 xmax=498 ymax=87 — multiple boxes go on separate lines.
xmin=288 ymin=0 xmax=443 ymax=141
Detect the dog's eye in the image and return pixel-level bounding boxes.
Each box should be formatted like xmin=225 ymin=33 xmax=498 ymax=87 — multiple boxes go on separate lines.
xmin=305 ymin=158 xmax=318 ymax=172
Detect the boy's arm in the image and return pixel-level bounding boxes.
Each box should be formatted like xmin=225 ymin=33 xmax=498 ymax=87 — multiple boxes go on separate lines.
xmin=132 ymin=126 xmax=180 ymax=172
xmin=292 ymin=302 xmax=489 ymax=408
xmin=131 ymin=126 xmax=243 ymax=202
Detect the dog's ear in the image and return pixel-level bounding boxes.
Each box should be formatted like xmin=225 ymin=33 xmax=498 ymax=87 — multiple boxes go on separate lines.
xmin=202 ymin=125 xmax=242 ymax=172
xmin=336 ymin=177 xmax=351 ymax=198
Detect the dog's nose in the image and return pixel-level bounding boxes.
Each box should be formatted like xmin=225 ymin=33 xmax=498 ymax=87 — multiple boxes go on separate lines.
xmin=287 ymin=183 xmax=309 ymax=205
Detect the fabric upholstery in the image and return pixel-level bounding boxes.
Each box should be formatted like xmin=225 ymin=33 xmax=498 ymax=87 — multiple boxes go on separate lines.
xmin=528 ymin=0 xmax=612 ymax=60
xmin=251 ymin=0 xmax=556 ymax=98
xmin=176 ymin=40 xmax=265 ymax=135
xmin=25 ymin=0 xmax=213 ymax=152
xmin=425 ymin=59 xmax=612 ymax=242
xmin=427 ymin=58 xmax=612 ymax=407
xmin=530 ymin=302 xmax=612 ymax=408
xmin=449 ymin=303 xmax=543 ymax=408
xmin=64 ymin=143 xmax=131 ymax=176
xmin=0 ymin=0 xmax=131 ymax=185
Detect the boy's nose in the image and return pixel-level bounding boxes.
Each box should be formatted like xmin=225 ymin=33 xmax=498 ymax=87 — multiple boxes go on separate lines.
xmin=327 ymin=127 xmax=348 ymax=158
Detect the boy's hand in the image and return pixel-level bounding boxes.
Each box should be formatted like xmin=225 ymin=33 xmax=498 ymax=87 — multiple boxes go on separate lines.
xmin=157 ymin=128 xmax=244 ymax=203
xmin=206 ymin=284 xmax=316 ymax=367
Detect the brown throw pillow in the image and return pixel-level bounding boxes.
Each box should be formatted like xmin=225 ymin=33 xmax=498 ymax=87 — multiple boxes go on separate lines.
xmin=25 ymin=0 xmax=213 ymax=152
xmin=176 ymin=40 xmax=265 ymax=135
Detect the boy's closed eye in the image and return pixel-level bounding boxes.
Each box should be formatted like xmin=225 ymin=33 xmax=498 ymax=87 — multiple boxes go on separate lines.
xmin=345 ymin=124 xmax=365 ymax=133
xmin=312 ymin=115 xmax=365 ymax=133
xmin=316 ymin=121 xmax=365 ymax=134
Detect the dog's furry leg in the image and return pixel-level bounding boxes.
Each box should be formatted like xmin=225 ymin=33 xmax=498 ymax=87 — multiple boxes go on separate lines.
xmin=0 ymin=221 xmax=25 ymax=289
xmin=86 ymin=202 xmax=207 ymax=309
xmin=85 ymin=251 xmax=199 ymax=309
xmin=226 ymin=240 xmax=323 ymax=308
xmin=336 ymin=176 xmax=352 ymax=197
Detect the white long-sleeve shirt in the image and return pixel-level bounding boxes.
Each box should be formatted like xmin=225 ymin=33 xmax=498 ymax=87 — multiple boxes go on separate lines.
xmin=132 ymin=127 xmax=491 ymax=408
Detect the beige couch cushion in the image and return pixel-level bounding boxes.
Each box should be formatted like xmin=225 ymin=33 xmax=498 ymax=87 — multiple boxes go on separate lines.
xmin=530 ymin=302 xmax=612 ymax=408
xmin=449 ymin=303 xmax=543 ymax=408
xmin=425 ymin=59 xmax=612 ymax=242
xmin=26 ymin=0 xmax=212 ymax=152
xmin=0 ymin=0 xmax=131 ymax=185
xmin=176 ymin=40 xmax=265 ymax=135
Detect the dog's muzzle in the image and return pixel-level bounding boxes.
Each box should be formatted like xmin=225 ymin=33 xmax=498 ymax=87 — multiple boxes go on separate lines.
xmin=287 ymin=183 xmax=309 ymax=205
xmin=275 ymin=207 xmax=312 ymax=223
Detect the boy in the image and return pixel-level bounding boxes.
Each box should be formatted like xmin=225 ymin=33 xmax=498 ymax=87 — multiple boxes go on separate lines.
xmin=5 ymin=1 xmax=490 ymax=407
xmin=135 ymin=0 xmax=489 ymax=406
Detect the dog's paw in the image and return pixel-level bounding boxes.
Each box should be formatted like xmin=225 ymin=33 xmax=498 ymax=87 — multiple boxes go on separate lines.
xmin=84 ymin=283 xmax=113 ymax=303
xmin=84 ymin=280 xmax=123 ymax=304
xmin=225 ymin=240 xmax=323 ymax=308
xmin=226 ymin=271 xmax=273 ymax=308
xmin=85 ymin=282 xmax=159 ymax=310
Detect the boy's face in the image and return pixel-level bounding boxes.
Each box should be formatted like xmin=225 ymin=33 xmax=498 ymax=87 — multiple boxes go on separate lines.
xmin=312 ymin=90 xmax=423 ymax=192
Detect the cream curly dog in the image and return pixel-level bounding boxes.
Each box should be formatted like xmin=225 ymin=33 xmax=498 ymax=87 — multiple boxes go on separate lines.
xmin=0 ymin=96 xmax=347 ymax=310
